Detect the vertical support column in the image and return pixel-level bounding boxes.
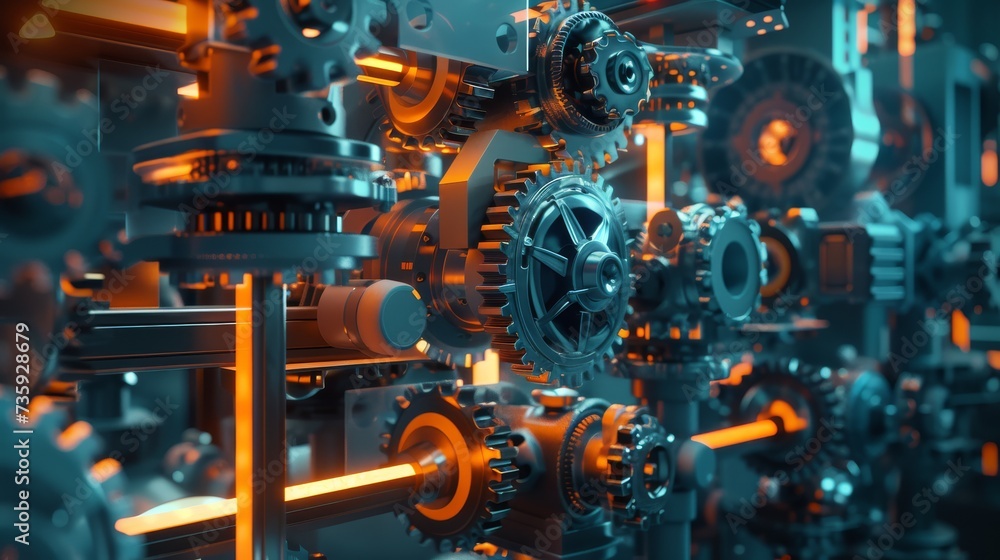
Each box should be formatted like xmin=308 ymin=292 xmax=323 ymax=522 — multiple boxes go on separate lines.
xmin=636 ymin=378 xmax=700 ymax=560
xmin=236 ymin=273 xmax=287 ymax=560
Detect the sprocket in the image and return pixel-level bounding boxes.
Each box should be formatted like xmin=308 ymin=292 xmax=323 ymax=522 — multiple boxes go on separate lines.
xmin=483 ymin=0 xmax=651 ymax=169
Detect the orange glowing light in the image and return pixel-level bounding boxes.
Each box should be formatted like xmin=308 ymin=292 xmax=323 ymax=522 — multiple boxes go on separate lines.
xmin=472 ymin=349 xmax=500 ymax=385
xmin=115 ymin=464 xmax=417 ymax=536
xmin=988 ymin=351 xmax=1000 ymax=370
xmin=639 ymin=123 xmax=666 ymax=220
xmin=60 ymin=0 xmax=187 ymax=35
xmin=91 ymin=458 xmax=123 ymax=483
xmin=691 ymin=400 xmax=807 ymax=450
xmin=0 ymin=167 xmax=46 ymax=198
xmin=177 ymin=82 xmax=199 ymax=99
xmin=716 ymin=361 xmax=753 ymax=386
xmin=356 ymin=54 xmax=407 ymax=86
xmin=58 ymin=421 xmax=94 ymax=451
xmin=758 ymin=119 xmax=794 ymax=166
xmin=952 ymin=310 xmax=970 ymax=352
xmin=982 ymin=139 xmax=998 ymax=187
xmin=897 ymin=0 xmax=916 ymax=57
xmin=857 ymin=5 xmax=872 ymax=54
xmin=235 ymin=274 xmax=254 ymax=559
xmin=983 ymin=442 xmax=999 ymax=477
xmin=692 ymin=419 xmax=779 ymax=449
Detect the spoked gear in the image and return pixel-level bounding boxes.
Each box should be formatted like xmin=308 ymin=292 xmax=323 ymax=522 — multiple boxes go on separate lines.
xmin=494 ymin=0 xmax=651 ymax=168
xmin=477 ymin=162 xmax=632 ymax=387
xmin=0 ymin=392 xmax=139 ymax=559
xmin=371 ymin=59 xmax=496 ymax=153
xmin=718 ymin=359 xmax=849 ymax=483
xmin=223 ymin=0 xmax=391 ymax=91
xmin=382 ymin=382 xmax=518 ymax=552
xmin=603 ymin=406 xmax=673 ymax=529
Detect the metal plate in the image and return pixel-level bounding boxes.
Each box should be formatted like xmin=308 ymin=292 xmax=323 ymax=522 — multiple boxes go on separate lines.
xmin=398 ymin=0 xmax=530 ymax=74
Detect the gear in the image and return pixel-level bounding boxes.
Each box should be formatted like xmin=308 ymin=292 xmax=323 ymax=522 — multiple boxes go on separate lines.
xmin=632 ymin=202 xmax=766 ymax=328
xmin=488 ymin=0 xmax=651 ymax=168
xmin=371 ymin=59 xmax=496 ymax=153
xmin=223 ymin=0 xmax=391 ymax=91
xmin=577 ymin=29 xmax=651 ymax=121
xmin=0 ymin=68 xmax=111 ymax=282
xmin=477 ymin=162 xmax=632 ymax=387
xmin=382 ymin=382 xmax=518 ymax=552
xmin=0 ymin=392 xmax=139 ymax=559
xmin=603 ymin=406 xmax=673 ymax=529
xmin=719 ymin=359 xmax=849 ymax=483
xmin=701 ymin=50 xmax=880 ymax=214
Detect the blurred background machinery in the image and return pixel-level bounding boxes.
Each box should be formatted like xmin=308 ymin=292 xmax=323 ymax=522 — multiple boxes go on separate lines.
xmin=1 ymin=0 xmax=999 ymax=559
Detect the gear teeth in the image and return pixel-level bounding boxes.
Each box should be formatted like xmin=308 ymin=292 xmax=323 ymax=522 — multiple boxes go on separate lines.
xmin=372 ymin=62 xmax=497 ymax=153
xmin=715 ymin=359 xmax=850 ymax=484
xmin=381 ymin=383 xmax=517 ymax=551
xmin=476 ymin=162 xmax=630 ymax=386
xmin=222 ymin=0 xmax=392 ymax=91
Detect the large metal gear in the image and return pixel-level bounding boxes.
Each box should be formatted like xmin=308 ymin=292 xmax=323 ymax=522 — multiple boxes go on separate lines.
xmin=719 ymin=359 xmax=849 ymax=484
xmin=0 ymin=392 xmax=139 ymax=559
xmin=223 ymin=0 xmax=391 ymax=91
xmin=371 ymin=59 xmax=496 ymax=153
xmin=602 ymin=406 xmax=673 ymax=529
xmin=477 ymin=162 xmax=632 ymax=387
xmin=382 ymin=382 xmax=518 ymax=552
xmin=486 ymin=0 xmax=651 ymax=168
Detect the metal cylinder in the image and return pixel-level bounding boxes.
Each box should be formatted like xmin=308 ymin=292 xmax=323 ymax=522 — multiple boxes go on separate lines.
xmin=316 ymin=279 xmax=427 ymax=357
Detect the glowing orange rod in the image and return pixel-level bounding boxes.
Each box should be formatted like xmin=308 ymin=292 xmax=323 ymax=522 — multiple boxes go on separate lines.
xmin=357 ymin=47 xmax=411 ymax=87
xmin=691 ymin=401 xmax=808 ymax=450
xmin=114 ymin=463 xmax=417 ymax=537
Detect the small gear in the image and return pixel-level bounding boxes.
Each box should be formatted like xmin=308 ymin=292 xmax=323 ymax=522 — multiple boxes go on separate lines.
xmin=718 ymin=359 xmax=849 ymax=484
xmin=577 ymin=29 xmax=652 ymax=120
xmin=223 ymin=0 xmax=391 ymax=91
xmin=477 ymin=162 xmax=632 ymax=387
xmin=382 ymin=382 xmax=518 ymax=552
xmin=484 ymin=0 xmax=651 ymax=168
xmin=603 ymin=407 xmax=673 ymax=529
xmin=0 ymin=392 xmax=139 ymax=559
xmin=371 ymin=60 xmax=496 ymax=153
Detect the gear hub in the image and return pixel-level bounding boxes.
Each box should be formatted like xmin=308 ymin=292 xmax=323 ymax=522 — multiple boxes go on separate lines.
xmin=382 ymin=382 xmax=518 ymax=551
xmin=477 ymin=162 xmax=632 ymax=387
